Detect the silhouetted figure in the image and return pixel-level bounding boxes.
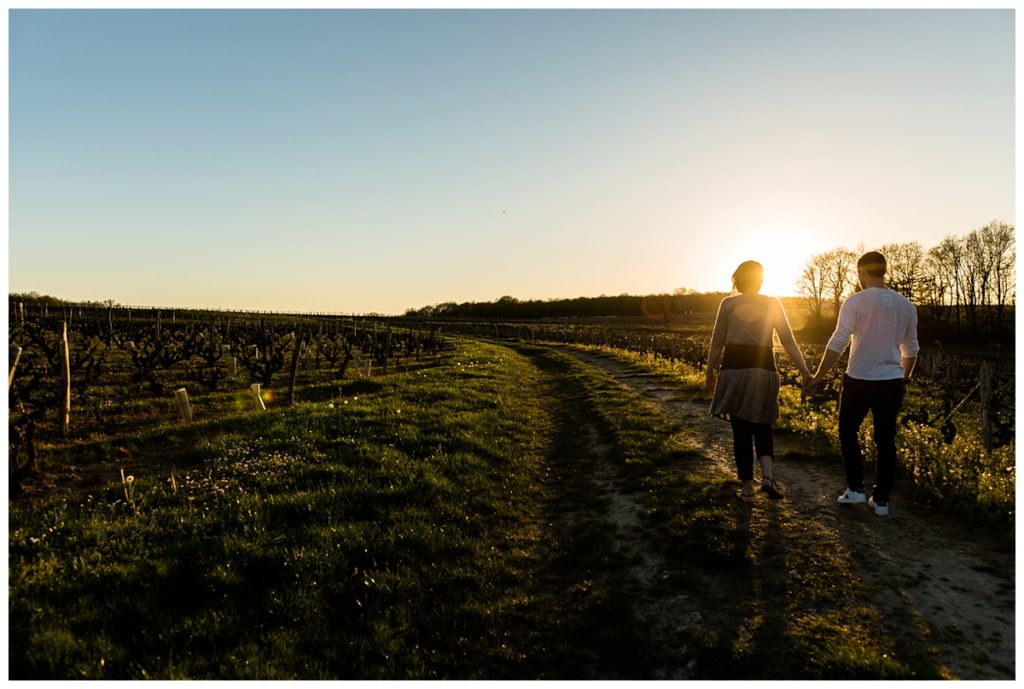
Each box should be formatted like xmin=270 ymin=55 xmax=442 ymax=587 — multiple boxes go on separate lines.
xmin=706 ymin=260 xmax=811 ymax=503
xmin=807 ymin=251 xmax=919 ymax=517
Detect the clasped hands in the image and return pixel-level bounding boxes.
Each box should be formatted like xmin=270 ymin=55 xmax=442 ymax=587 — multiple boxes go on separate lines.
xmin=706 ymin=369 xmax=826 ymax=395
xmin=802 ymin=370 xmax=825 ymax=395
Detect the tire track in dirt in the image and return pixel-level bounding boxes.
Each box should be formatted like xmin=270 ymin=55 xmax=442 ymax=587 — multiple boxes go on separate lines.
xmin=522 ymin=346 xmax=698 ymax=680
xmin=560 ymin=346 xmax=1014 ymax=680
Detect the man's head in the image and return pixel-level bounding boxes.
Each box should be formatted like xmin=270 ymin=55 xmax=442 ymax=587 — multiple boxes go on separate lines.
xmin=856 ymin=251 xmax=887 ymax=289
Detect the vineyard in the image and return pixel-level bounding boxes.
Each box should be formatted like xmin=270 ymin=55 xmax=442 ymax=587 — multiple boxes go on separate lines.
xmin=438 ymin=316 xmax=1016 ymax=530
xmin=7 ymin=300 xmax=1016 ymax=680
xmin=9 ymin=303 xmax=1015 ymax=525
xmin=8 ymin=302 xmax=448 ymax=493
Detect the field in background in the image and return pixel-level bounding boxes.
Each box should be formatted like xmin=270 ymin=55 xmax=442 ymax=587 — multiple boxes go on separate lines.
xmin=8 ymin=302 xmax=1015 ymax=679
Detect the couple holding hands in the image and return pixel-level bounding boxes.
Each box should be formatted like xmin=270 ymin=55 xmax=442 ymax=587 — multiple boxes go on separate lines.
xmin=705 ymin=252 xmax=919 ymax=516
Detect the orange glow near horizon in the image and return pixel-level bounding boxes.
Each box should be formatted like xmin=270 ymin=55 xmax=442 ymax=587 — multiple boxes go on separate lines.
xmin=698 ymin=219 xmax=830 ymax=298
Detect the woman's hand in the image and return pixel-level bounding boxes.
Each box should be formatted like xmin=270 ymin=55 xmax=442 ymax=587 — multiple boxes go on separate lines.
xmin=705 ymin=370 xmax=716 ymax=393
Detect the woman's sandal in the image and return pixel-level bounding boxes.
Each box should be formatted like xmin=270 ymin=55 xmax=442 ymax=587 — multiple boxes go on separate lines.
xmin=760 ymin=478 xmax=784 ymax=500
xmin=735 ymin=490 xmax=756 ymax=504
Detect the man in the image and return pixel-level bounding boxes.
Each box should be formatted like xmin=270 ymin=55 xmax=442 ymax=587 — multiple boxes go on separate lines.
xmin=807 ymin=251 xmax=919 ymax=516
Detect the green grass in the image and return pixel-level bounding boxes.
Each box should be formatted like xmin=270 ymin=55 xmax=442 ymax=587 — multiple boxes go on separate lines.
xmin=572 ymin=343 xmax=1015 ymax=538
xmin=8 ymin=339 xmax=963 ymax=679
xmin=11 ymin=341 xmax=549 ymax=679
xmin=508 ymin=344 xmax=928 ymax=679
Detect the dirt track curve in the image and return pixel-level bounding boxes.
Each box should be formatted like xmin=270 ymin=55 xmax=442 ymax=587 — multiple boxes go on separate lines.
xmin=557 ymin=346 xmax=1015 ymax=680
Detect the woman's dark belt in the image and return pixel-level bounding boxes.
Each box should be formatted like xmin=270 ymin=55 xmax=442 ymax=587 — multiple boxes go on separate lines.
xmin=721 ymin=344 xmax=776 ymax=372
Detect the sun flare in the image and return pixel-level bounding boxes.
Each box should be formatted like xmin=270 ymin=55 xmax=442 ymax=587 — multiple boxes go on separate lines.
xmin=723 ymin=221 xmax=827 ymax=297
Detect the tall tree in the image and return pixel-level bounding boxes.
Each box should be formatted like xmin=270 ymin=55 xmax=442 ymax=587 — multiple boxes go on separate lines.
xmin=981 ymin=221 xmax=1015 ymax=329
xmin=923 ymin=240 xmax=956 ymax=326
xmin=821 ymin=248 xmax=857 ymax=317
xmin=881 ymin=241 xmax=925 ymax=300
xmin=797 ymin=254 xmax=828 ymax=325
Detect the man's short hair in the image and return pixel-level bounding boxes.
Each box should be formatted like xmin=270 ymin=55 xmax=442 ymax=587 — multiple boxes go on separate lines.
xmin=857 ymin=251 xmax=887 ymax=278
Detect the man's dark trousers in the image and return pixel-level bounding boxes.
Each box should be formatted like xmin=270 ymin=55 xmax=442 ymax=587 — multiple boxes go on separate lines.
xmin=838 ymin=375 xmax=906 ymax=503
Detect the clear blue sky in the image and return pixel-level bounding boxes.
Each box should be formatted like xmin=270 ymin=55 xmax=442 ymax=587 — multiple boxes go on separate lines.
xmin=9 ymin=9 xmax=1015 ymax=314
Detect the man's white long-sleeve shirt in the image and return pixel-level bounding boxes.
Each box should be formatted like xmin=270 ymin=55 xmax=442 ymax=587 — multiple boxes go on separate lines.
xmin=826 ymin=287 xmax=919 ymax=381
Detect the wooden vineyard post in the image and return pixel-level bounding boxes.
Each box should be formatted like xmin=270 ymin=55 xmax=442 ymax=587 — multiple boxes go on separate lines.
xmin=288 ymin=325 xmax=303 ymax=405
xmin=316 ymin=321 xmax=323 ymax=367
xmin=60 ymin=321 xmax=71 ymax=438
xmin=980 ymin=362 xmax=993 ymax=452
xmin=175 ymin=388 xmax=193 ymax=422
xmin=9 ymin=345 xmax=23 ymax=386
xmin=250 ymin=383 xmax=266 ymax=411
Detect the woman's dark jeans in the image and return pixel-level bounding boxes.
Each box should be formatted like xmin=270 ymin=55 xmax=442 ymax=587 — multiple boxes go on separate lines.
xmin=838 ymin=375 xmax=906 ymax=504
xmin=731 ymin=417 xmax=774 ymax=482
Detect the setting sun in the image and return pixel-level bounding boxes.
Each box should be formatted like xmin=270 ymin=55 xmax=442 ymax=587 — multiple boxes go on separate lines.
xmin=694 ymin=217 xmax=832 ymax=298
xmin=730 ymin=221 xmax=828 ymax=297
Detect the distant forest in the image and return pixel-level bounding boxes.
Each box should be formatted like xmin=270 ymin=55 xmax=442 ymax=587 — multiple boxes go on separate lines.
xmin=404 ymin=291 xmax=734 ymax=321
xmin=406 ymin=223 xmax=1015 ymax=345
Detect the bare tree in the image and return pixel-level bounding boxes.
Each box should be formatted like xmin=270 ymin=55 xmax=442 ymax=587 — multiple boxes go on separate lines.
xmin=881 ymin=241 xmax=925 ymax=300
xmin=923 ymin=240 xmax=955 ymax=325
xmin=797 ymin=253 xmax=828 ymax=325
xmin=936 ymin=235 xmax=967 ymax=329
xmin=821 ymin=248 xmax=857 ymax=317
xmin=982 ymin=221 xmax=1015 ymax=328
xmin=962 ymin=229 xmax=989 ymax=329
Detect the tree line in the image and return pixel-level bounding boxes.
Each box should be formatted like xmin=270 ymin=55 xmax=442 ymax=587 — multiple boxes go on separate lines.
xmin=798 ymin=220 xmax=1014 ymax=338
xmin=14 ymin=220 xmax=1013 ymax=342
xmin=403 ymin=291 xmax=734 ymax=321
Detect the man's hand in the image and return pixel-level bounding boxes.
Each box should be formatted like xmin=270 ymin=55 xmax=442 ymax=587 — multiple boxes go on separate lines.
xmin=804 ymin=374 xmax=825 ymax=395
xmin=705 ymin=370 xmax=716 ymax=394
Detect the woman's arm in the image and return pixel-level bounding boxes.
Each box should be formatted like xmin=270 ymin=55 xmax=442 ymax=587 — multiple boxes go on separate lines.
xmin=706 ymin=299 xmax=729 ymax=392
xmin=774 ymin=299 xmax=811 ymax=381
xmin=706 ymin=344 xmax=724 ymax=393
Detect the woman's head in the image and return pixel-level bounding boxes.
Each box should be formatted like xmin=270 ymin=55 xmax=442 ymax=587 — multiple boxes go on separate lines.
xmin=732 ymin=260 xmax=764 ymax=294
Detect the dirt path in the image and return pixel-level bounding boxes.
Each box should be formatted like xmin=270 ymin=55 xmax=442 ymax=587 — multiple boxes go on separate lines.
xmin=557 ymin=346 xmax=1015 ymax=680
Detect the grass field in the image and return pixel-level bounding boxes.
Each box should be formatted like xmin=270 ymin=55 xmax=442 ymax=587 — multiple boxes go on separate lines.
xmin=8 ymin=338 xmax=1007 ymax=679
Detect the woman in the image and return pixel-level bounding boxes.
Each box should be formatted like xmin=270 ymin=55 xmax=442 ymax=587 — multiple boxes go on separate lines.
xmin=706 ymin=260 xmax=811 ymax=503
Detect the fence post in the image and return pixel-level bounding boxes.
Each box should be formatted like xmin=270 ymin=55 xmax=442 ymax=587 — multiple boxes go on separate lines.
xmin=60 ymin=322 xmax=71 ymax=438
xmin=288 ymin=325 xmax=303 ymax=405
xmin=317 ymin=321 xmax=323 ymax=367
xmin=250 ymin=383 xmax=266 ymax=410
xmin=175 ymin=388 xmax=193 ymax=421
xmin=980 ymin=362 xmax=993 ymax=452
xmin=9 ymin=345 xmax=23 ymax=386
xmin=225 ymin=347 xmax=237 ymax=377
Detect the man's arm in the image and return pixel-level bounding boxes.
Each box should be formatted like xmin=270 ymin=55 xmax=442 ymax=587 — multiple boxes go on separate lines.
xmin=809 ymin=347 xmax=844 ymax=390
xmin=900 ymin=303 xmax=919 ymax=382
xmin=901 ymin=355 xmax=917 ymax=382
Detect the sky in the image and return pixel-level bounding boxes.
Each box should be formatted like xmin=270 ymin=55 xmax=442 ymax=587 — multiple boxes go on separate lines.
xmin=8 ymin=7 xmax=1016 ymax=314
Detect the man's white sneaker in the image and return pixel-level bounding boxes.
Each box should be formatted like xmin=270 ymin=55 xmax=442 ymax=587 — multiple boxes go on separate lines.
xmin=837 ymin=488 xmax=867 ymax=504
xmin=868 ymin=497 xmax=890 ymax=516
